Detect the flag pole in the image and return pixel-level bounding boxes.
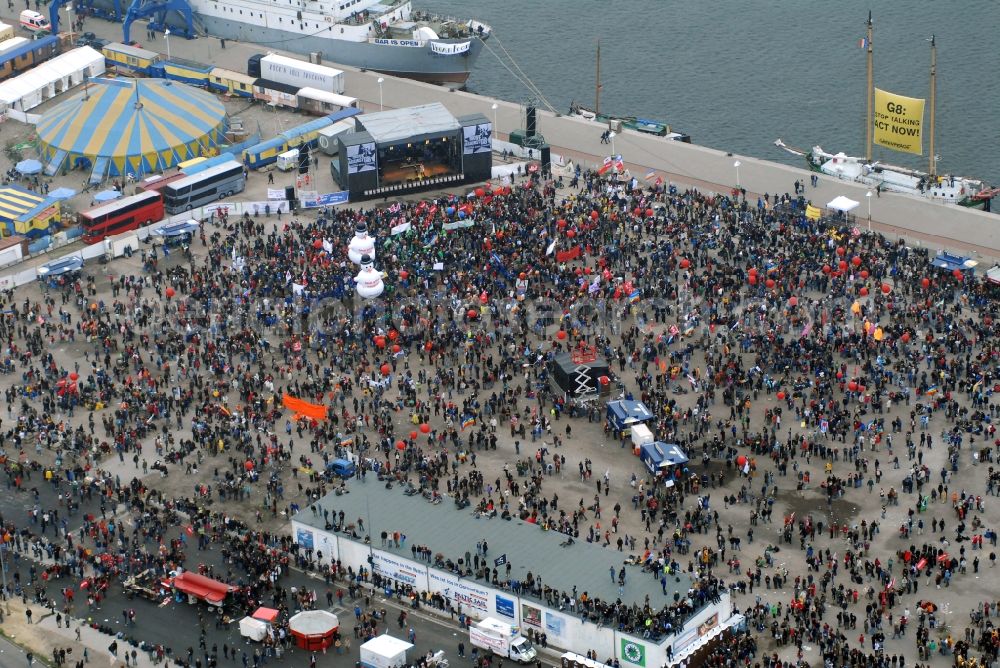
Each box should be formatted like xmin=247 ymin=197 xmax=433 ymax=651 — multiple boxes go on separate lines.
xmin=864 ymin=11 xmax=874 ymax=162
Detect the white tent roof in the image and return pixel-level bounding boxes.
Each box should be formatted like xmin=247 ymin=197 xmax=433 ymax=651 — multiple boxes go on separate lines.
xmin=360 ymin=634 xmax=414 ymax=658
xmin=826 ymin=195 xmax=860 ymax=212
xmin=0 ymin=47 xmax=105 ymax=107
xmin=359 ymin=102 xmax=460 ymax=144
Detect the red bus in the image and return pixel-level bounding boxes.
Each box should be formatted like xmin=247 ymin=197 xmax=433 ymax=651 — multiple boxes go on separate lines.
xmin=80 ymin=191 xmax=165 ymax=243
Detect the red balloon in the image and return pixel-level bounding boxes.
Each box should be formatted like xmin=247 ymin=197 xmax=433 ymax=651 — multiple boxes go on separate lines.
xmin=679 ymin=258 xmax=691 ymax=269
xmin=387 ymin=330 xmax=398 ymax=341
xmin=765 ymin=278 xmax=776 ymax=289
xmin=788 ymin=296 xmax=797 ymax=307
xmin=748 ymin=275 xmax=757 ymax=285
xmin=375 ymin=336 xmax=386 ymax=348
xmin=419 ymin=423 xmax=431 ymax=434
xmin=566 ymin=229 xmax=576 ymax=239
xmin=860 ymin=270 xmax=869 ymax=279
xmin=518 ymin=272 xmax=527 ymax=280
xmin=598 ymin=375 xmax=610 ymax=385
xmin=859 ymin=287 xmax=869 ymax=296
xmin=838 ymin=260 xmax=848 ymax=271
xmin=69 ymin=372 xmax=79 ymax=381
xmin=953 ymin=269 xmax=964 ymax=280
xmin=409 ymin=430 xmax=418 ymax=440
xmin=822 ymin=265 xmax=831 ymax=275
xmin=836 ymin=371 xmax=843 ymax=380
xmin=776 ymin=391 xmax=786 ymax=400
xmin=165 ymin=287 xmax=175 ymax=298
xmin=399 ymin=270 xmax=409 ymax=280
xmin=836 ymin=247 xmax=846 ymax=256
xmin=392 ymin=344 xmax=401 ymax=354
xmin=467 ymin=309 xmax=478 ymax=319
xmin=851 ymin=256 xmax=862 ymax=267
xmin=748 ymin=268 xmax=758 ymax=276
xmin=475 ymin=187 xmax=485 ymax=198
xmin=479 ymin=292 xmax=489 ymax=304
xmin=590 ymin=210 xmax=599 ymax=221
xmin=881 ymin=283 xmax=891 ymax=294
xmin=901 ymin=332 xmax=911 ymax=343
xmin=380 ymin=364 xmax=391 ymax=376
xmin=633 ymin=207 xmax=641 ymax=216
xmin=396 ymin=440 xmax=406 ymax=450
xmin=556 ymin=219 xmax=567 ymax=229
xmin=848 ymin=381 xmax=859 ymax=392
xmin=921 ymin=277 xmax=930 ymax=289
xmin=556 ymin=330 xmax=567 ymax=340
xmin=645 ymin=209 xmax=654 ymax=218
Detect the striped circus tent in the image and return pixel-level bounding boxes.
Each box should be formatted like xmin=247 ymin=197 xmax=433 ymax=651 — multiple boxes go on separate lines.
xmin=36 ymin=78 xmax=228 ymax=181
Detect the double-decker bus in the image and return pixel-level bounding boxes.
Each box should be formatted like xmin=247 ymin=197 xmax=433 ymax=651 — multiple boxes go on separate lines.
xmin=161 ymin=160 xmax=245 ymax=214
xmin=79 ymin=191 xmax=165 ymax=243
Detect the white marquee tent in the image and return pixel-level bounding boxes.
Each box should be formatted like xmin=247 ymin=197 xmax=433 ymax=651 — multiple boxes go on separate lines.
xmin=0 ymin=46 xmax=105 ymax=115
xmin=827 ymin=195 xmax=860 ymax=213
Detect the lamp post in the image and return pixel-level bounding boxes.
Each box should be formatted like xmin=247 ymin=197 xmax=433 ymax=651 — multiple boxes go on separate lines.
xmin=491 ymin=103 xmax=498 ymax=134
xmin=608 ymin=130 xmax=616 ymax=157
xmin=164 ymin=28 xmax=171 ymax=60
xmin=733 ymin=160 xmax=741 ymax=189
xmin=866 ymin=190 xmax=873 ymax=231
xmin=65 ymin=2 xmax=74 ymax=37
xmin=377 ymin=77 xmax=384 ymax=111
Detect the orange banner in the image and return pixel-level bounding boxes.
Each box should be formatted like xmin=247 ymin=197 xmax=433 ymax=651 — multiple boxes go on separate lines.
xmin=282 ymin=394 xmax=328 ymax=420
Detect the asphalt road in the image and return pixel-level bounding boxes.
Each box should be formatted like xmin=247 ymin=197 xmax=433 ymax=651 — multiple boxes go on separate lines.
xmin=0 ymin=508 xmax=494 ymax=667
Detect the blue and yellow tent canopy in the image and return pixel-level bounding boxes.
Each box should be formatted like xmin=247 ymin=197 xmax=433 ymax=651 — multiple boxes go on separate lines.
xmin=0 ymin=186 xmax=60 ymax=238
xmin=36 ymin=78 xmax=228 ymax=179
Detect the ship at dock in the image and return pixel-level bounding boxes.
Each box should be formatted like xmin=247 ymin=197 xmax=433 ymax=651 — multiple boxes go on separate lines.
xmin=187 ymin=0 xmax=491 ymax=86
xmin=776 ymin=13 xmax=997 ymax=211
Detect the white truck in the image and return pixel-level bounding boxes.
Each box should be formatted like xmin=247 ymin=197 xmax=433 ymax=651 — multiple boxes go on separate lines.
xmin=469 ymin=618 xmax=537 ymax=664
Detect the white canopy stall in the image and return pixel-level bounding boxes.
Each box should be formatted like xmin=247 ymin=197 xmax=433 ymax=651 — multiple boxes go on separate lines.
xmin=826 ymin=195 xmax=860 ymax=213
xmin=0 ymin=46 xmax=104 ymax=115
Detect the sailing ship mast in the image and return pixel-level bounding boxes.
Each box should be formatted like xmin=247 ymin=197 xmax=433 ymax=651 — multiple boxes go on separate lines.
xmin=595 ymin=40 xmax=601 ymax=116
xmin=928 ymin=35 xmax=937 ymax=177
xmin=864 ymin=11 xmax=874 ymax=162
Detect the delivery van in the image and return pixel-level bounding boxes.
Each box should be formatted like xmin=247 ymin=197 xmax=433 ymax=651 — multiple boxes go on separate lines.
xmin=20 ymin=10 xmax=50 ymax=33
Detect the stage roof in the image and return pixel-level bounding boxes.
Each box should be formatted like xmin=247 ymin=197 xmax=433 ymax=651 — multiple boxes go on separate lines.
xmin=358 ymin=102 xmax=460 ymax=144
xmin=299 ymin=483 xmax=692 ymax=609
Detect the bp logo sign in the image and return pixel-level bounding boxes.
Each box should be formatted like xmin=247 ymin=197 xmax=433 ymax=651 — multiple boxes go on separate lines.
xmin=621 ymin=639 xmax=646 ymax=667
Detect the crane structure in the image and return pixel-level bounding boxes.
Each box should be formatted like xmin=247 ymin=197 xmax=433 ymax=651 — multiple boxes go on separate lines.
xmin=121 ymin=0 xmax=196 ymax=43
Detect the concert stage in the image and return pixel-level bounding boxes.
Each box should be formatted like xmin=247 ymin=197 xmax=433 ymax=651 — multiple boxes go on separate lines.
xmin=332 ymin=102 xmax=492 ymax=201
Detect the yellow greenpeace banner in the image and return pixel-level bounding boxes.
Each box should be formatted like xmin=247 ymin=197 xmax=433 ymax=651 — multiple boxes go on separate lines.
xmin=805 ymin=205 xmax=821 ymax=221
xmin=873 ymin=88 xmax=925 ymax=155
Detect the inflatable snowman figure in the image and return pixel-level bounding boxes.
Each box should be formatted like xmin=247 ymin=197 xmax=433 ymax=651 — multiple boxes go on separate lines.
xmin=348 ymin=223 xmax=376 ymax=265
xmin=354 ymin=254 xmax=384 ymax=299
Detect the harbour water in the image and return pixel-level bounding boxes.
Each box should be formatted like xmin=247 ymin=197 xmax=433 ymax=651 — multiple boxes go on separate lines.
xmin=427 ymin=0 xmax=999 ymax=184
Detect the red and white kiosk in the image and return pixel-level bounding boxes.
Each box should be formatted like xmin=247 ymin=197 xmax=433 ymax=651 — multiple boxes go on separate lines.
xmin=289 ymin=610 xmax=340 ymax=650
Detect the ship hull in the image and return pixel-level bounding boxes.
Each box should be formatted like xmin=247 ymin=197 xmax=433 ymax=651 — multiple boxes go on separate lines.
xmin=195 ymin=15 xmax=484 ymax=86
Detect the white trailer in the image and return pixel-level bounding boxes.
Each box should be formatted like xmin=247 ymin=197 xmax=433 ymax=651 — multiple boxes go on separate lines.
xmin=260 ymin=53 xmax=345 ymax=94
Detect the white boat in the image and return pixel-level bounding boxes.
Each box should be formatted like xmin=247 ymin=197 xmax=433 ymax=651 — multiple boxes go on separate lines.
xmin=773 ymin=139 xmax=997 ymax=209
xmin=181 ymin=0 xmax=492 ymax=86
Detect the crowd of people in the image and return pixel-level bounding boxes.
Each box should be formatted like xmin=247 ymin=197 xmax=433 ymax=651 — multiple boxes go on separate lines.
xmin=0 ymin=159 xmax=997 ymax=668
